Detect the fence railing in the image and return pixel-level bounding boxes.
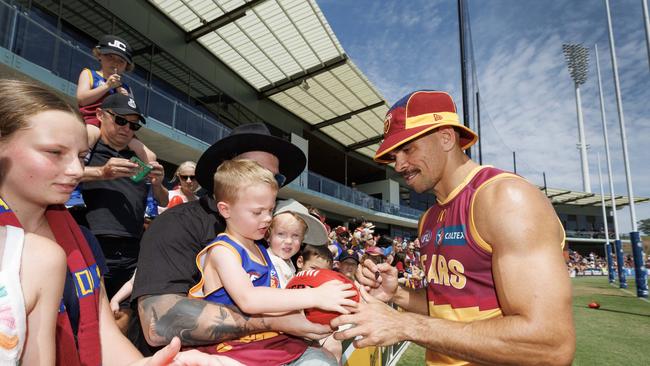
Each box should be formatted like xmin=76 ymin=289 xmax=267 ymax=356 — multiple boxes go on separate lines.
xmin=306 ymin=172 xmax=422 ymax=220
xmin=0 ymin=0 xmax=230 ymax=145
xmin=0 ymin=0 xmax=424 ymax=222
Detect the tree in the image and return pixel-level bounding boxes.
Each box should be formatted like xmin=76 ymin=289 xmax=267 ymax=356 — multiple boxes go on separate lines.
xmin=638 ymin=218 xmax=650 ymax=235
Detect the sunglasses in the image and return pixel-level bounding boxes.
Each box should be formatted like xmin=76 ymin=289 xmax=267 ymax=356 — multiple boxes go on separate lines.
xmin=179 ymin=175 xmax=196 ymax=181
xmin=274 ymin=173 xmax=286 ymax=186
xmin=107 ymin=112 xmax=142 ymax=131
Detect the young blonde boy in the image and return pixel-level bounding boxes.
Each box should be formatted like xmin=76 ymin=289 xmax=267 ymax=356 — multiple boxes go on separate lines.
xmin=188 ymin=159 xmax=355 ymax=365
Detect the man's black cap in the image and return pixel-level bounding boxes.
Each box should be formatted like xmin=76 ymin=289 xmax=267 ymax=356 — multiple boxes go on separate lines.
xmin=101 ymin=94 xmax=146 ymax=124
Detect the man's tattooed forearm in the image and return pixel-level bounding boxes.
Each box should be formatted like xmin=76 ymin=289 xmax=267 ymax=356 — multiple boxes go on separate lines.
xmin=141 ymin=295 xmax=262 ymax=346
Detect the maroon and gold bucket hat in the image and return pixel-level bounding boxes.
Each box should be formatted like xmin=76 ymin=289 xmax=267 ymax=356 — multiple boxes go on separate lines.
xmin=374 ymin=90 xmax=478 ymax=163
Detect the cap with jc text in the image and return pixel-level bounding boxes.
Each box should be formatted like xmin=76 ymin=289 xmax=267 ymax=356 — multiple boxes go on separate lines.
xmin=96 ymin=35 xmax=133 ymax=65
xmin=101 ymin=94 xmax=146 ymax=124
xmin=374 ymin=90 xmax=478 ymax=163
xmin=274 ymin=199 xmax=328 ymax=246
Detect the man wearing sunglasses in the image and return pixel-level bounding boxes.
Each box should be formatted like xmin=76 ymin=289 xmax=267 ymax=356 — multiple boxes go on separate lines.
xmin=131 ymin=124 xmax=336 ymax=364
xmin=81 ymin=93 xmax=168 ymax=321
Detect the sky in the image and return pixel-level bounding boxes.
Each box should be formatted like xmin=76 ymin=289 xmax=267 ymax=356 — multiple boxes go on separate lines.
xmin=318 ymin=0 xmax=650 ymax=234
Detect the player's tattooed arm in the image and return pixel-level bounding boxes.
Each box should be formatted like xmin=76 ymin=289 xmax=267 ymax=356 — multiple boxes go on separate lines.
xmin=138 ymin=294 xmax=268 ymax=346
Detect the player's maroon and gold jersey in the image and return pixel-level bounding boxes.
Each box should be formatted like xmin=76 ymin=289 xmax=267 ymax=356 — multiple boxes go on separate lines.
xmin=418 ymin=166 xmax=517 ymax=365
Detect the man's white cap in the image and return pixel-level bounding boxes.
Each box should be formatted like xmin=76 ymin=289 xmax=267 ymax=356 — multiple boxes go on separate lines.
xmin=274 ymin=199 xmax=328 ymax=246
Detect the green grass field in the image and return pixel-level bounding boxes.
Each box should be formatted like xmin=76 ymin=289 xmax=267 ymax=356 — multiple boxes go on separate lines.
xmin=396 ymin=277 xmax=650 ymax=365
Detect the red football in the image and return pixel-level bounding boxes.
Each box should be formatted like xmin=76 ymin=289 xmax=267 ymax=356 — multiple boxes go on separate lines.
xmin=588 ymin=302 xmax=600 ymax=309
xmin=286 ymin=269 xmax=360 ymax=325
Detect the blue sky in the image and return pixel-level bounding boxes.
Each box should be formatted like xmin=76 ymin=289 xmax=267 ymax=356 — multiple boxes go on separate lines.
xmin=318 ymin=0 xmax=650 ymax=234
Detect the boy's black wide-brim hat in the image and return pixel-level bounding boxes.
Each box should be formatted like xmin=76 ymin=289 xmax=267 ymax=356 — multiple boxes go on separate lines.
xmin=196 ymin=123 xmax=306 ymax=194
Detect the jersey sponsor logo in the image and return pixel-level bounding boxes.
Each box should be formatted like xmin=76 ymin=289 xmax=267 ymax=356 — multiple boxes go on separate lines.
xmin=435 ymin=225 xmax=466 ymax=246
xmin=426 ymin=254 xmax=466 ymax=289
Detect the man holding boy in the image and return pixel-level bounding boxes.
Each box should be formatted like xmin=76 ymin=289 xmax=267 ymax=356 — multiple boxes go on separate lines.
xmin=81 ymin=93 xmax=167 ymax=301
xmin=132 ymin=124 xmax=331 ymax=353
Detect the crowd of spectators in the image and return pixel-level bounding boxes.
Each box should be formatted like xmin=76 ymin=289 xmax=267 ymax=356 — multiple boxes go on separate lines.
xmin=566 ymin=248 xmax=650 ymax=279
xmin=323 ymin=218 xmax=427 ymax=289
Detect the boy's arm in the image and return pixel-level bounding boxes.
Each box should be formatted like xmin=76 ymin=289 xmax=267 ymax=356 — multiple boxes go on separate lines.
xmin=148 ymin=162 xmax=169 ymax=207
xmin=211 ymin=246 xmax=356 ymax=315
xmin=128 ymin=139 xmax=157 ymax=163
xmin=76 ymin=69 xmax=118 ymax=105
xmin=110 ymin=271 xmax=136 ymax=313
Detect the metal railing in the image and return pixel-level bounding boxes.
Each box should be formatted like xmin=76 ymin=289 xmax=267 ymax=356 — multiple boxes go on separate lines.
xmin=306 ymin=172 xmax=423 ymax=220
xmin=0 ymin=0 xmax=230 ymax=145
xmin=0 ymin=0 xmax=424 ymax=222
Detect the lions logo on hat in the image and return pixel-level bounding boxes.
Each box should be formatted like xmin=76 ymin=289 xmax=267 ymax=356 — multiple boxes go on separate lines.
xmin=383 ymin=113 xmax=392 ymax=135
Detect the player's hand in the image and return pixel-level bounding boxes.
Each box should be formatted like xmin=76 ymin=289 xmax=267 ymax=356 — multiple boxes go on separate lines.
xmin=101 ymin=157 xmax=138 ymax=179
xmin=117 ymin=86 xmax=130 ymax=96
xmin=106 ymin=73 xmax=122 ymax=89
xmin=331 ymin=286 xmax=405 ymax=348
xmin=312 ymin=280 xmax=358 ymax=314
xmin=268 ymin=311 xmax=333 ymax=340
xmin=148 ymin=161 xmax=165 ymax=187
xmin=355 ymin=259 xmax=398 ymax=303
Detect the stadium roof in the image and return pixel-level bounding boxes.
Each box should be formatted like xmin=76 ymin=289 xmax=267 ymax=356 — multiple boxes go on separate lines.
xmin=540 ymin=187 xmax=649 ymax=208
xmin=149 ymin=0 xmax=388 ymax=159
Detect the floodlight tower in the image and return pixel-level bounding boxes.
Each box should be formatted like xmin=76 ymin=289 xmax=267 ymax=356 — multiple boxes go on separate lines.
xmin=563 ymin=44 xmax=591 ymax=193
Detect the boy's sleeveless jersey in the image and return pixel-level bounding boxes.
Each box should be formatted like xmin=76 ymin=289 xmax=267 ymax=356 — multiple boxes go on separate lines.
xmin=0 ymin=226 xmax=26 ymax=365
xmin=188 ymin=233 xmax=307 ymax=366
xmin=78 ymin=69 xmax=132 ymax=126
xmin=418 ymin=166 xmax=518 ymax=366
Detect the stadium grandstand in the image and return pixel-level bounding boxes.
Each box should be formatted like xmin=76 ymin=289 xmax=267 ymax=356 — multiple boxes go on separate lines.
xmin=0 ymin=0 xmax=647 ymax=364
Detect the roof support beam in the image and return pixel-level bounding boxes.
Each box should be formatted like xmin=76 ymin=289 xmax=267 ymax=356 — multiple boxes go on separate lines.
xmin=546 ymin=190 xmax=572 ymax=199
xmin=185 ymin=0 xmax=268 ymax=43
xmin=347 ymin=135 xmax=382 ymax=151
xmin=311 ymin=101 xmax=386 ymax=130
xmin=582 ymin=195 xmax=624 ymax=206
xmin=259 ymin=55 xmax=348 ymax=97
xmin=554 ymin=193 xmax=595 ymax=204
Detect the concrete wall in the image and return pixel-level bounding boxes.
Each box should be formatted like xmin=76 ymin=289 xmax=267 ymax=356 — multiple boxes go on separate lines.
xmin=356 ymin=179 xmax=400 ymax=205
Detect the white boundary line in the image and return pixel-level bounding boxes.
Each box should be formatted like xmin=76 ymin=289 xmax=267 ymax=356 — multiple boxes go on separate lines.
xmin=386 ymin=341 xmax=411 ymax=366
xmin=609 ymin=283 xmax=650 ymax=303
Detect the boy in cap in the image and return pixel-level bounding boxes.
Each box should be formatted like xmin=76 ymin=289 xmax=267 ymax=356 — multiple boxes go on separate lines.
xmin=333 ymin=90 xmax=575 ymax=365
xmin=266 ymin=199 xmax=329 ymax=288
xmin=336 ymin=249 xmax=360 ymax=281
xmin=187 ymin=159 xmax=353 ymax=365
xmin=76 ymin=34 xmax=155 ymax=163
